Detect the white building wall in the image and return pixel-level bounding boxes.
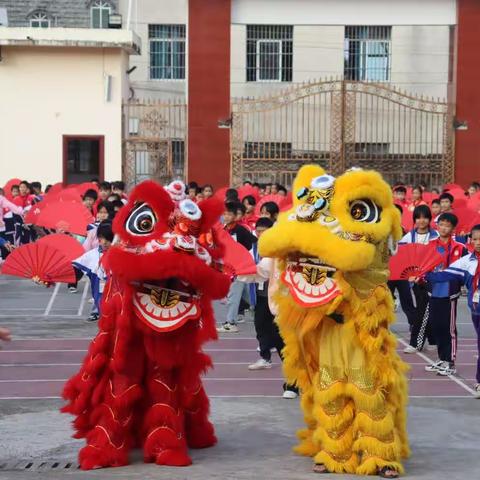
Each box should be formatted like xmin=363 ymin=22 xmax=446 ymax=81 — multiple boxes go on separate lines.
xmin=231 ymin=0 xmax=456 ymax=26
xmin=0 ymin=47 xmax=127 ymax=185
xmin=119 ymin=0 xmax=188 ymax=100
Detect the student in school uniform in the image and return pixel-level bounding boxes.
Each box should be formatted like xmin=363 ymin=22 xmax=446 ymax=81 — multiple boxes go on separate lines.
xmin=425 ymin=224 xmax=480 ymax=397
xmin=72 ymin=222 xmax=113 ymax=322
xmin=421 ymin=213 xmax=467 ymax=376
xmin=399 ymin=205 xmax=439 ymax=353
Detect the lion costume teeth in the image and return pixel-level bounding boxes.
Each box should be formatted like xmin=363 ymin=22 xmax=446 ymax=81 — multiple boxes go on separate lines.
xmin=259 ymin=165 xmax=409 ymax=475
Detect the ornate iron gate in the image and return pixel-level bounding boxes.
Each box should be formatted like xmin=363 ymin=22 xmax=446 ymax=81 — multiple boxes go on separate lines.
xmin=231 ymin=79 xmax=454 ymax=187
xmin=123 ymin=99 xmax=187 ymax=190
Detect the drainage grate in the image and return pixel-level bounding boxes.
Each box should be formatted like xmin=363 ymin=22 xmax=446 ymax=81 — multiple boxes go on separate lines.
xmin=0 ymin=460 xmax=79 ymax=472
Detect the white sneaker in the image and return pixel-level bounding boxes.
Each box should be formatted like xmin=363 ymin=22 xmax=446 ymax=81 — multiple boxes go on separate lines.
xmin=403 ymin=345 xmax=417 ymax=354
xmin=474 ymin=384 xmax=480 ymax=399
xmin=283 ymin=390 xmax=298 ymax=399
xmin=68 ymin=286 xmax=77 ymax=293
xmin=236 ymin=315 xmax=245 ymax=324
xmin=425 ymin=360 xmax=443 ymax=372
xmin=436 ymin=362 xmax=456 ymax=376
xmin=248 ymin=359 xmax=272 ymax=370
xmin=216 ymin=323 xmax=239 ymax=333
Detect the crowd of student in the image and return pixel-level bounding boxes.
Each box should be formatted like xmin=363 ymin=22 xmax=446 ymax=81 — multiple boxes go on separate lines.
xmin=1 ymin=177 xmax=480 ymax=397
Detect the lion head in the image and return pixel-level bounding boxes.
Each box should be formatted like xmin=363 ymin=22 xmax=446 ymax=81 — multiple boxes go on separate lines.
xmin=259 ymin=165 xmax=402 ymax=307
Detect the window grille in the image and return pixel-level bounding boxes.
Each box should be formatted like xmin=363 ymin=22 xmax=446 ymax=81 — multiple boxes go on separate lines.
xmin=243 ymin=142 xmax=292 ymax=159
xmin=344 ymin=26 xmax=391 ymax=81
xmin=247 ymin=25 xmax=293 ymax=82
xmin=171 ymin=140 xmax=185 ymax=176
xmin=149 ymin=25 xmax=186 ymax=80
xmin=91 ymin=1 xmax=111 ymax=29
xmin=30 ymin=12 xmax=50 ymax=28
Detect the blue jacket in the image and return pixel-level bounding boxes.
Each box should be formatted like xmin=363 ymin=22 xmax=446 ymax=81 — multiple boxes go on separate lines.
xmin=399 ymin=228 xmax=439 ymax=245
xmin=426 ymin=240 xmax=466 ymax=298
xmin=426 ymin=252 xmax=480 ymax=313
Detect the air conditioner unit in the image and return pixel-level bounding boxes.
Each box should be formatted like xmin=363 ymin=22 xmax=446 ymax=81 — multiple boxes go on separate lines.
xmin=109 ymin=14 xmax=122 ymax=29
xmin=0 ymin=8 xmax=8 ymax=26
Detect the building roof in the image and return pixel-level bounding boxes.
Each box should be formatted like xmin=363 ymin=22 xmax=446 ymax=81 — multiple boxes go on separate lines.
xmin=0 ymin=27 xmax=140 ymax=54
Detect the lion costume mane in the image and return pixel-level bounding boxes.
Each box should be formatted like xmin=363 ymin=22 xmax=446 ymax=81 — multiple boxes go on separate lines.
xmin=62 ymin=181 xmax=230 ymax=469
xmin=259 ymin=165 xmax=410 ymax=475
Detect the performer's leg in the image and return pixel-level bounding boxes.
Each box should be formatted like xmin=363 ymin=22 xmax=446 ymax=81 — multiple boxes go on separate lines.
xmin=311 ymin=386 xmax=357 ymax=474
xmin=79 ymin=371 xmax=142 ymax=469
xmin=351 ymin=388 xmax=404 ymax=475
xmin=143 ymin=366 xmax=191 ymax=466
xmin=183 ymin=383 xmax=217 ymax=449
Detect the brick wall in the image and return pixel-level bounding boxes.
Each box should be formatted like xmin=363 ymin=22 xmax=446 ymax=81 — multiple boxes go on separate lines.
xmin=2 ymin=0 xmax=118 ymax=28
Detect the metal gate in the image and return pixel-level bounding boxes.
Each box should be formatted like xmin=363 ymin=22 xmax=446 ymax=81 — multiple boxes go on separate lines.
xmin=231 ymin=79 xmax=454 ymax=187
xmin=123 ymin=99 xmax=187 ymax=190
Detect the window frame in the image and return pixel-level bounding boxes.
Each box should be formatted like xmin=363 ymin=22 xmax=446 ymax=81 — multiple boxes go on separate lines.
xmin=344 ymin=26 xmax=392 ymax=82
xmin=246 ymin=25 xmax=293 ymax=83
xmin=149 ymin=24 xmax=186 ymax=81
xmin=29 ymin=12 xmax=50 ymax=28
xmin=256 ymin=39 xmax=283 ymax=82
xmin=90 ymin=1 xmax=111 ymax=29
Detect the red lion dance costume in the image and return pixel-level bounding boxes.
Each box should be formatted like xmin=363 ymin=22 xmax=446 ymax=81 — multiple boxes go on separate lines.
xmin=62 ymin=181 xmax=230 ymax=469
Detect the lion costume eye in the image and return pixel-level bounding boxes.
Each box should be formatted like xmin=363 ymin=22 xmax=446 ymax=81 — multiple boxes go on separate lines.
xmin=179 ymin=199 xmax=202 ymax=220
xmin=350 ymin=199 xmax=381 ymax=223
xmin=126 ymin=203 xmax=157 ymax=235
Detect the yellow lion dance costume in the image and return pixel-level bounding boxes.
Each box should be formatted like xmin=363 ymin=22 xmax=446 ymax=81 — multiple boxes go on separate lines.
xmin=259 ymin=165 xmax=409 ymax=476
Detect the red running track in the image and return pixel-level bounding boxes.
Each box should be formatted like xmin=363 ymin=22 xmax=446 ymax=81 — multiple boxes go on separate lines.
xmin=0 ymin=337 xmax=478 ymax=399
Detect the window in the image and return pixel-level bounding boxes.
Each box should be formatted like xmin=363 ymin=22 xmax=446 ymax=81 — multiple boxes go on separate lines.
xmin=344 ymin=26 xmax=391 ymax=81
xmin=63 ymin=136 xmax=104 ymax=184
xmin=149 ymin=25 xmax=186 ymax=80
xmin=91 ymin=1 xmax=111 ymax=29
xmin=171 ymin=140 xmax=185 ymax=176
xmin=247 ymin=25 xmax=293 ymax=82
xmin=30 ymin=12 xmax=50 ymax=28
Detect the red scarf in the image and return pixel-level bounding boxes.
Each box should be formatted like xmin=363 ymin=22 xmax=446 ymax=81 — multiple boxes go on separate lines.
xmin=472 ymin=251 xmax=480 ymax=297
xmin=431 ymin=237 xmax=453 ymax=269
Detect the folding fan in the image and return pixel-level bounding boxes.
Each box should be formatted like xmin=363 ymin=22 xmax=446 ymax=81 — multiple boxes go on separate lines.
xmin=68 ymin=182 xmax=99 ymax=197
xmin=238 ymin=184 xmax=260 ymax=202
xmin=468 ymin=194 xmax=480 ymax=212
xmin=2 ymin=242 xmax=76 ymax=283
xmin=213 ymin=225 xmax=257 ymax=276
xmin=37 ymin=234 xmax=85 ymax=261
xmin=214 ymin=187 xmax=229 ymax=202
xmin=389 ymin=244 xmax=443 ymax=281
xmin=452 ymin=207 xmax=480 ymax=235
xmin=255 ymin=194 xmax=289 ymax=215
xmin=3 ymin=178 xmax=22 ymax=200
xmin=401 ymin=208 xmax=414 ymax=232
xmin=36 ymin=201 xmax=94 ymax=236
xmin=45 ymin=183 xmax=64 ymax=197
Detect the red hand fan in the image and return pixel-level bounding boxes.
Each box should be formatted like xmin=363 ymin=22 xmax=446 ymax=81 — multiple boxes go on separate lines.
xmin=255 ymin=194 xmax=289 ymax=216
xmin=452 ymin=207 xmax=480 ymax=235
xmin=213 ymin=224 xmax=257 ymax=276
xmin=237 ymin=184 xmax=260 ymax=202
xmin=401 ymin=208 xmax=414 ymax=232
xmin=37 ymin=234 xmax=85 ymax=261
xmin=3 ymin=178 xmax=22 ymax=200
xmin=36 ymin=201 xmax=94 ymax=236
xmin=2 ymin=242 xmax=76 ymax=283
xmin=214 ymin=186 xmax=229 ymax=202
xmin=389 ymin=244 xmax=443 ymax=281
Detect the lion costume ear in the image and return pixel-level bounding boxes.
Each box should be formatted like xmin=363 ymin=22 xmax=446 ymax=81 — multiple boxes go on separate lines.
xmin=292 ymin=164 xmax=326 ymax=206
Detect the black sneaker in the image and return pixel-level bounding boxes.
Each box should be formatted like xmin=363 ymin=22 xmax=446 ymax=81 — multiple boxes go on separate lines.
xmin=86 ymin=313 xmax=99 ymax=322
